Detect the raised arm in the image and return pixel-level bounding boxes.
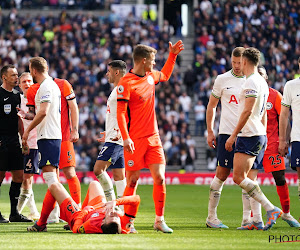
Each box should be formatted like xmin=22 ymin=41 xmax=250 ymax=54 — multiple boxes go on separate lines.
xmin=159 ymin=41 xmax=184 ymax=82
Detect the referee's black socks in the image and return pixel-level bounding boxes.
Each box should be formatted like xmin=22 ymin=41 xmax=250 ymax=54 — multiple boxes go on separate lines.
xmin=9 ymin=181 xmax=22 ymax=215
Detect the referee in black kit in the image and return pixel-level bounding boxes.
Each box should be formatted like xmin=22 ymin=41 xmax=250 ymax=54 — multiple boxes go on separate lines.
xmin=0 ymin=65 xmax=32 ymax=223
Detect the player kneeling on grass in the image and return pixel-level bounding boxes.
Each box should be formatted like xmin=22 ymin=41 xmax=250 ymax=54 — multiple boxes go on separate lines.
xmin=27 ymin=181 xmax=140 ymax=234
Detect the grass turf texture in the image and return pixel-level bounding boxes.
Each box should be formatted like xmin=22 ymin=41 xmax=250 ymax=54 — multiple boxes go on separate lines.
xmin=0 ymin=184 xmax=300 ymax=249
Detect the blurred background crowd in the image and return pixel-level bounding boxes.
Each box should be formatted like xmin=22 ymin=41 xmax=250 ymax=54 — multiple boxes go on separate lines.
xmin=0 ymin=0 xmax=299 ymax=171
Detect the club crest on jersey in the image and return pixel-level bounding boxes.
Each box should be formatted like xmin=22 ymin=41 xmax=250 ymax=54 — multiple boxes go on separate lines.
xmin=266 ymin=102 xmax=273 ymax=110
xmin=118 ymin=85 xmax=124 ymax=93
xmin=147 ymin=76 xmax=154 ymax=85
xmin=4 ymin=104 xmax=11 ymax=114
xmin=128 ymin=160 xmax=134 ymax=167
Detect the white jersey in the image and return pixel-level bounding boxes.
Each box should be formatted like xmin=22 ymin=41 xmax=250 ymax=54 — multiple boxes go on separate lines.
xmin=105 ymin=87 xmax=123 ymax=146
xmin=237 ymin=73 xmax=269 ymax=137
xmin=211 ymin=69 xmax=245 ymax=135
xmin=35 ymin=77 xmax=62 ymax=140
xmin=20 ymin=94 xmax=38 ymax=149
xmin=281 ymin=77 xmax=300 ymax=142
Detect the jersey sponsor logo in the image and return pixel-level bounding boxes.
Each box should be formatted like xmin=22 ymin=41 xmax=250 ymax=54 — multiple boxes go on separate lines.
xmin=147 ymin=76 xmax=154 ymax=85
xmin=4 ymin=104 xmax=11 ymax=114
xmin=266 ymin=102 xmax=273 ymax=110
xmin=4 ymin=97 xmax=9 ymax=101
xmin=118 ymin=85 xmax=124 ymax=93
xmin=229 ymin=95 xmax=238 ymax=104
xmin=41 ymin=94 xmax=50 ymax=100
xmin=128 ymin=160 xmax=134 ymax=167
xmin=245 ymin=90 xmax=257 ymax=95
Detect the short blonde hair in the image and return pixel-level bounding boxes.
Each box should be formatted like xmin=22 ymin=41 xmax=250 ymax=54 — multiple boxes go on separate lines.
xmin=133 ymin=44 xmax=157 ymax=63
xmin=232 ymin=47 xmax=245 ymax=57
xmin=29 ymin=57 xmax=48 ymax=73
xmin=19 ymin=72 xmax=32 ymax=81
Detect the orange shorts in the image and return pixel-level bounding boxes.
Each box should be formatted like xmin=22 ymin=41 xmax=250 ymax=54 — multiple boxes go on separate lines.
xmin=60 ymin=197 xmax=81 ymax=225
xmin=84 ymin=195 xmax=105 ymax=210
xmin=59 ymin=140 xmax=76 ymax=169
xmin=124 ymin=133 xmax=166 ymax=171
xmin=263 ymin=153 xmax=286 ymax=173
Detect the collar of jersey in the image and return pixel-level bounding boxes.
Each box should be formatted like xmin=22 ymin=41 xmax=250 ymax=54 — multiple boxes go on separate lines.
xmin=129 ymin=69 xmax=145 ymax=78
xmin=231 ymin=69 xmax=245 ymax=78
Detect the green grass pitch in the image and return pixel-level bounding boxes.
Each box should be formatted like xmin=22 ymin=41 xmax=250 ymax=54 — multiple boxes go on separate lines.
xmin=0 ymin=184 xmax=300 ymax=249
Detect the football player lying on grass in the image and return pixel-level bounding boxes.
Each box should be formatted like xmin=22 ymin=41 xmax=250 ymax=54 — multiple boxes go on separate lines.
xmin=27 ymin=181 xmax=140 ymax=234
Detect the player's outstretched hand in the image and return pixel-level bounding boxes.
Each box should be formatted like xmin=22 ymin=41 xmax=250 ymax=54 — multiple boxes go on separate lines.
xmin=17 ymin=107 xmax=26 ymax=119
xmin=97 ymin=131 xmax=106 ymax=143
xmin=124 ymin=138 xmax=135 ymax=154
xmin=169 ymin=40 xmax=184 ymax=55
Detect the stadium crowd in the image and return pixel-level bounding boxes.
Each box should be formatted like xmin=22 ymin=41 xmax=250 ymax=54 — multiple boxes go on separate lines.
xmin=192 ymin=0 xmax=300 ymax=169
xmin=0 ymin=0 xmax=299 ymax=171
xmin=0 ymin=6 xmax=196 ymax=170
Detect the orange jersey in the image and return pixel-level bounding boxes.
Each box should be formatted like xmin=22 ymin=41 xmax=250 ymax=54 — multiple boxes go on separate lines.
xmin=265 ymin=87 xmax=282 ymax=154
xmin=117 ymin=52 xmax=177 ymax=140
xmin=71 ymin=195 xmax=140 ymax=234
xmin=54 ymin=78 xmax=76 ymax=141
xmin=26 ymin=83 xmax=39 ymax=107
xmin=26 ymin=78 xmax=75 ymax=142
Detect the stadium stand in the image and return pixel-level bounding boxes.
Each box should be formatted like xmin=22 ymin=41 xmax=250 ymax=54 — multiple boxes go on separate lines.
xmin=0 ymin=0 xmax=299 ymax=171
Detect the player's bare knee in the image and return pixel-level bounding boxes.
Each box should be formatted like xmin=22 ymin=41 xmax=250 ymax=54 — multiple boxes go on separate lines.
xmin=216 ymin=166 xmax=230 ymax=181
xmin=49 ymin=182 xmax=60 ymax=193
xmin=63 ymin=166 xmax=76 ymax=179
xmin=233 ymin=174 xmax=242 ymax=185
xmin=94 ymin=167 xmax=104 ymax=177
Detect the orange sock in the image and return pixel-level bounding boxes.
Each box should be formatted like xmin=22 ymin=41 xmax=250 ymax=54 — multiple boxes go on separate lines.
xmin=67 ymin=176 xmax=81 ymax=205
xmin=153 ymin=184 xmax=166 ymax=216
xmin=123 ymin=185 xmax=136 ymax=213
xmin=37 ymin=189 xmax=56 ymax=226
xmin=123 ymin=185 xmax=136 ymax=196
xmin=82 ymin=189 xmax=90 ymax=209
xmin=276 ymin=183 xmax=290 ymax=213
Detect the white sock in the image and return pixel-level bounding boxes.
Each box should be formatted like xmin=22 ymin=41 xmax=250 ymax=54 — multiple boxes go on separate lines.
xmin=115 ymin=179 xmax=126 ymax=199
xmin=115 ymin=178 xmax=126 ymax=212
xmin=250 ymin=197 xmax=262 ymax=223
xmin=242 ymin=189 xmax=251 ymax=222
xmin=43 ymin=172 xmax=58 ymax=188
xmin=96 ymin=172 xmax=116 ymax=201
xmin=208 ymin=176 xmax=224 ymax=220
xmin=27 ymin=192 xmax=39 ymax=215
xmin=155 ymin=215 xmax=164 ymax=222
xmin=48 ymin=202 xmax=59 ymax=221
xmin=17 ymin=188 xmax=32 ymax=213
xmin=239 ymin=177 xmax=274 ymax=211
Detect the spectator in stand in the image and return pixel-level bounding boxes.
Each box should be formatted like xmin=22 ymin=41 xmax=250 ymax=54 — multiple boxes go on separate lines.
xmin=194 ymin=100 xmax=206 ymax=136
xmin=178 ymin=91 xmax=191 ymax=123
